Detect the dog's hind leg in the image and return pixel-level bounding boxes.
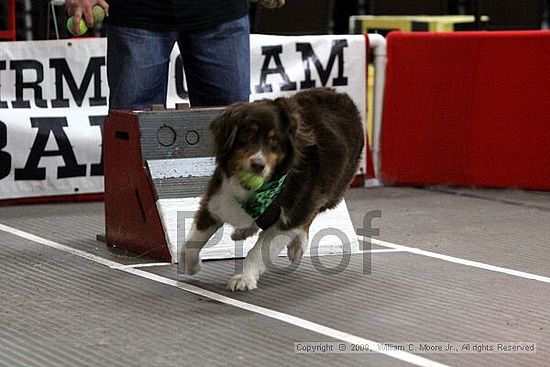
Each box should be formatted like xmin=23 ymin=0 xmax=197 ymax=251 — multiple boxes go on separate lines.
xmin=180 ymin=208 xmax=221 ymax=275
xmin=227 ymin=226 xmax=305 ymax=291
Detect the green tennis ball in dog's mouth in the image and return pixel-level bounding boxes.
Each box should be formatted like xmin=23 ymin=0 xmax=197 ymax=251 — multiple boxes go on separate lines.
xmin=238 ymin=171 xmax=265 ymax=191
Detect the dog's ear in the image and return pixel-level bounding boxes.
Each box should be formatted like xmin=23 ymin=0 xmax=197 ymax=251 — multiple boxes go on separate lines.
xmin=273 ymin=97 xmax=315 ymax=147
xmin=209 ymin=103 xmax=246 ymax=159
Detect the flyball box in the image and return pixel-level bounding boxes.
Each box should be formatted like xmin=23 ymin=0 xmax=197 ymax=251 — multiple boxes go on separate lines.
xmin=104 ymin=107 xmax=359 ymax=263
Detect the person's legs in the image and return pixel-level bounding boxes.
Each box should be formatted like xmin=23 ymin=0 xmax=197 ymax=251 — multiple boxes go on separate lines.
xmin=107 ymin=25 xmax=178 ymax=110
xmin=178 ymin=15 xmax=250 ymax=107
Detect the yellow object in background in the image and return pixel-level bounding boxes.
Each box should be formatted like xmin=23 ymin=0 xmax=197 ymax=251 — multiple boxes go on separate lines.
xmin=350 ymin=15 xmax=489 ymax=35
xmin=355 ymin=15 xmax=489 ymax=147
xmin=366 ymin=64 xmax=374 ymax=147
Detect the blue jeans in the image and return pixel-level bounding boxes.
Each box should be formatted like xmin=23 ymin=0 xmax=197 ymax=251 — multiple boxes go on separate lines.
xmin=107 ymin=16 xmax=250 ymax=110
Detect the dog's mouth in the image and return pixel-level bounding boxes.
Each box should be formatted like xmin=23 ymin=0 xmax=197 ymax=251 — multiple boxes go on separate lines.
xmin=227 ymin=146 xmax=285 ymax=184
xmin=226 ymin=157 xmax=272 ymax=182
xmin=248 ymin=160 xmax=268 ymax=177
xmin=243 ymin=150 xmax=273 ymax=179
xmin=245 ymin=164 xmax=272 ymax=182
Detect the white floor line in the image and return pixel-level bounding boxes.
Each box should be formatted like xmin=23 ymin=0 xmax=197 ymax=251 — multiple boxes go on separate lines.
xmin=110 ymin=250 xmax=404 ymax=268
xmin=359 ymin=235 xmax=550 ymax=284
xmin=358 ymin=248 xmax=404 ymax=254
xmin=0 ymin=222 xmax=450 ymax=367
xmin=112 ymin=262 xmax=172 ymax=269
xmin=305 ymin=248 xmax=404 ymax=258
xmin=112 ymin=249 xmax=402 ymax=267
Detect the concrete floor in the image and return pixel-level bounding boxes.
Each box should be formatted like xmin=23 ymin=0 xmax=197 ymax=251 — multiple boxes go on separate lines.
xmin=0 ymin=186 xmax=549 ymax=367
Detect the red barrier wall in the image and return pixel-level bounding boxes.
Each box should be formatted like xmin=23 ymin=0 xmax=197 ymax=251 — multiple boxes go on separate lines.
xmin=381 ymin=31 xmax=550 ymax=190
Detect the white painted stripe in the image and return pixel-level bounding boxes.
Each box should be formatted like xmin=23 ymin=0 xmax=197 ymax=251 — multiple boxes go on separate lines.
xmin=0 ymin=223 xmax=449 ymax=367
xmin=113 ymin=249 xmax=403 ymax=268
xmin=0 ymin=223 xmax=123 ymax=269
xmin=301 ymin=248 xmax=404 ymax=258
xmin=111 ymin=262 xmax=172 ymax=269
xmin=359 ymin=235 xmax=550 ymax=284
xmin=358 ymin=248 xmax=404 ymax=254
xmin=147 ymin=157 xmax=216 ymax=179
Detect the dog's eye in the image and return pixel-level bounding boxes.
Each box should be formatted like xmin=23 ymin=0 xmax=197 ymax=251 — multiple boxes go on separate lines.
xmin=268 ymin=136 xmax=280 ymax=150
xmin=235 ymin=132 xmax=250 ymax=146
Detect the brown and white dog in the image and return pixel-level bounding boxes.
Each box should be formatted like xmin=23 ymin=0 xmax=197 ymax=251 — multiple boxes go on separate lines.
xmin=180 ymin=88 xmax=364 ymax=291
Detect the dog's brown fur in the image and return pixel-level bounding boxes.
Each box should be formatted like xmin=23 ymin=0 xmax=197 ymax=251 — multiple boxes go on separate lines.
xmin=202 ymin=88 xmax=363 ymax=229
xmin=182 ymin=88 xmax=364 ymax=290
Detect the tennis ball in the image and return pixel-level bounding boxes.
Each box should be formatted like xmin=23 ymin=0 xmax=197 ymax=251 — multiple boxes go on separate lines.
xmin=67 ymin=17 xmax=88 ymax=36
xmin=238 ymin=171 xmax=265 ymax=191
xmin=67 ymin=5 xmax=105 ymax=36
xmin=92 ymin=5 xmax=105 ymax=23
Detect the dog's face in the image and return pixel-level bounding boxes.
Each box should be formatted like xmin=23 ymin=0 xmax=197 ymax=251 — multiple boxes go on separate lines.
xmin=210 ymin=99 xmax=301 ymax=182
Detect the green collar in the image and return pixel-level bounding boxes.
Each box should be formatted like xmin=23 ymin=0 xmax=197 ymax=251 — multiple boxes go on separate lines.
xmin=241 ymin=174 xmax=287 ymax=218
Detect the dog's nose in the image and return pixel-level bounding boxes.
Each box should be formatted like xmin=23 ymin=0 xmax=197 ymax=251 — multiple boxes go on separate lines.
xmin=249 ymin=152 xmax=267 ymax=173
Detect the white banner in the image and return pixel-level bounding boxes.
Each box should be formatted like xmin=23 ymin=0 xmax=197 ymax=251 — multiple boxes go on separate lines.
xmin=0 ymin=34 xmax=366 ymax=201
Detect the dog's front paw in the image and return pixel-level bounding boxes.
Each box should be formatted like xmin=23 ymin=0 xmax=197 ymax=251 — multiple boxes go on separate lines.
xmin=180 ymin=249 xmax=202 ymax=275
xmin=231 ymin=225 xmax=259 ymax=241
xmin=287 ymin=235 xmax=305 ymax=263
xmin=226 ymin=274 xmax=258 ymax=291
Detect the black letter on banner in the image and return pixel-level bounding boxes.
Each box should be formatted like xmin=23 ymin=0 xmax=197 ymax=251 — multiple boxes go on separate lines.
xmin=254 ymin=45 xmax=296 ymax=94
xmin=50 ymin=57 xmax=107 ymax=107
xmin=14 ymin=117 xmax=86 ymax=180
xmin=0 ymin=61 xmax=8 ymax=108
xmin=174 ymin=55 xmax=189 ymax=100
xmin=10 ymin=60 xmax=48 ymax=108
xmin=0 ymin=121 xmax=11 ymax=179
xmin=89 ymin=115 xmax=105 ymax=176
xmin=296 ymin=40 xmax=348 ymax=89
